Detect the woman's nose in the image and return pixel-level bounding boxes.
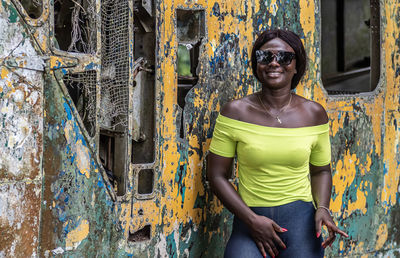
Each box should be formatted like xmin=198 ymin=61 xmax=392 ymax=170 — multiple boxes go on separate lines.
xmin=269 ymin=57 xmax=280 ymax=66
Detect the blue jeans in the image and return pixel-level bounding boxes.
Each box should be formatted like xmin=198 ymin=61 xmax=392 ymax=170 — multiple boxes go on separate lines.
xmin=224 ymin=201 xmax=324 ymax=258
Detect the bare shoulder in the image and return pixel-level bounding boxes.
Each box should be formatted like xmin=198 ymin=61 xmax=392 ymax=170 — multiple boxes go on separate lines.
xmin=220 ymin=95 xmax=254 ymax=120
xmin=294 ymin=95 xmax=328 ymax=126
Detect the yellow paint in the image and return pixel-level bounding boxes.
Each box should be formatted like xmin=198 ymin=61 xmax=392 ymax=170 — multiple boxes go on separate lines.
xmin=331 ymin=118 xmax=339 ymax=137
xmin=339 ymin=240 xmax=344 ymax=251
xmin=268 ymin=0 xmax=278 ymax=16
xmin=352 ymin=241 xmax=365 ymax=256
xmin=151 ymin=0 xmax=259 ymax=237
xmin=297 ymin=0 xmax=317 ymax=101
xmin=380 ymin=3 xmax=400 ymax=212
xmin=1 ymin=67 xmax=9 ymax=79
xmin=375 ymin=224 xmax=388 ymax=250
xmin=347 ymin=184 xmax=367 ymax=215
xmin=331 ymin=151 xmax=357 ymax=213
xmin=50 ymin=56 xmax=66 ymax=69
xmin=65 ymin=218 xmax=90 ymax=250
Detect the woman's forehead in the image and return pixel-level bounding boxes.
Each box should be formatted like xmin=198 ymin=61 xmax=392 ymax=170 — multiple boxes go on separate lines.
xmin=259 ymin=38 xmax=294 ymax=52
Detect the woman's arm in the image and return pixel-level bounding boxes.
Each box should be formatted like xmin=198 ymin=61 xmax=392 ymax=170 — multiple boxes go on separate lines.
xmin=310 ymin=163 xmax=348 ymax=248
xmin=207 ymin=153 xmax=287 ymax=258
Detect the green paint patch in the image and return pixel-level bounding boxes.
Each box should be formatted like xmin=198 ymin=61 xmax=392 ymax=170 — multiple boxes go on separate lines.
xmin=3 ymin=1 xmax=19 ymax=23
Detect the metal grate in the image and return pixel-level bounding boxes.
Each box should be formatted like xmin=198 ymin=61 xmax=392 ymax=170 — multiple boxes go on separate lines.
xmin=63 ymin=71 xmax=97 ymax=137
xmin=100 ymin=0 xmax=130 ymax=130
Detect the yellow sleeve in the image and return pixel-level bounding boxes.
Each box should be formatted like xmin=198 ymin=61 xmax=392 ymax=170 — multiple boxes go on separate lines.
xmin=309 ymin=130 xmax=331 ymax=166
xmin=209 ymin=117 xmax=237 ymax=158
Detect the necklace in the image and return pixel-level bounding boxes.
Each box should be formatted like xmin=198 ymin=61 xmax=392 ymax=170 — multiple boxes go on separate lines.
xmin=257 ymin=93 xmax=292 ymax=124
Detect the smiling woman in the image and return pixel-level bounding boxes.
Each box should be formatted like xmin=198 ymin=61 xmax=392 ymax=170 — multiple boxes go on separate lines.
xmin=207 ymin=29 xmax=348 ymax=258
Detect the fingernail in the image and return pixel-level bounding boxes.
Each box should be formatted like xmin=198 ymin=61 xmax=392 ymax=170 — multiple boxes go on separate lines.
xmin=281 ymin=227 xmax=288 ymax=232
xmin=316 ymin=232 xmax=320 ymax=238
xmin=263 ymin=255 xmax=266 ymax=258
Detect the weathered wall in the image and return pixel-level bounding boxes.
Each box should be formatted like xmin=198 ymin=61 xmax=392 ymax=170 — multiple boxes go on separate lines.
xmin=0 ymin=0 xmax=43 ymax=256
xmin=0 ymin=0 xmax=399 ymax=257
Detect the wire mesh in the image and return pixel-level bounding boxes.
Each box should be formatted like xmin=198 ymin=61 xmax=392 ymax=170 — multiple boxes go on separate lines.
xmin=54 ymin=0 xmax=98 ymax=54
xmin=63 ymin=71 xmax=97 ymax=137
xmin=100 ymin=0 xmax=130 ymax=130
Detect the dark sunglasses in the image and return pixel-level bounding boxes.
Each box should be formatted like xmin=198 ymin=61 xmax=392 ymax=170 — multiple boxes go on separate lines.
xmin=256 ymin=50 xmax=296 ymax=66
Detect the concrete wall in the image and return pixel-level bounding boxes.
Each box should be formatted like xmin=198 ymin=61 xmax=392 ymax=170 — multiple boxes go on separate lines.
xmin=0 ymin=0 xmax=399 ymax=257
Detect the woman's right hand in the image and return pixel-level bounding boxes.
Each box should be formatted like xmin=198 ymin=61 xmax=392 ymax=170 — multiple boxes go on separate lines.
xmin=249 ymin=215 xmax=287 ymax=258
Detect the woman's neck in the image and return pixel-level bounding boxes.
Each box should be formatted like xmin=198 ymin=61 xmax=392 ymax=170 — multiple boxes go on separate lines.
xmin=259 ymin=88 xmax=293 ymax=109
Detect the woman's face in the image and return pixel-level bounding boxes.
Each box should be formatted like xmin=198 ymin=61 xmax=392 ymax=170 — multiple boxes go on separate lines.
xmin=256 ymin=38 xmax=297 ymax=89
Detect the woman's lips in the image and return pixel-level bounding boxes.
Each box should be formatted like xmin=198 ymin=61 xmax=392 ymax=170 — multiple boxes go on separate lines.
xmin=266 ymin=71 xmax=282 ymax=78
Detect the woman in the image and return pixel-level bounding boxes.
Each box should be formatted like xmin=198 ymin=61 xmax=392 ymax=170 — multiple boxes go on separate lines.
xmin=207 ymin=29 xmax=348 ymax=258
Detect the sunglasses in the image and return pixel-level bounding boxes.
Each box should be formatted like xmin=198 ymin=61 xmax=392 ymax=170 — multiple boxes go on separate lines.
xmin=256 ymin=50 xmax=296 ymax=66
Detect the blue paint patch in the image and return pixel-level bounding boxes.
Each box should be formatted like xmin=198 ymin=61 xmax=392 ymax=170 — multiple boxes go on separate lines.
xmin=52 ymin=60 xmax=62 ymax=70
xmin=64 ymin=103 xmax=73 ymax=120
xmin=85 ymin=62 xmax=95 ymax=70
xmin=212 ymin=3 xmax=220 ymax=17
xmin=59 ymin=212 xmax=67 ymax=222
xmin=209 ymin=33 xmax=240 ymax=74
xmin=97 ymin=178 xmax=104 ymax=187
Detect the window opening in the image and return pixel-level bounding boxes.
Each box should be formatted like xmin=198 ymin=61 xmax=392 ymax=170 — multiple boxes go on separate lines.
xmin=54 ymin=0 xmax=97 ymax=54
xmin=176 ymin=9 xmax=205 ymax=138
xmin=321 ymin=0 xmax=380 ymax=94
xmin=99 ymin=131 xmax=127 ymax=196
xmin=131 ymin=0 xmax=156 ymax=164
xmin=19 ymin=0 xmax=43 ymax=19
xmin=128 ymin=225 xmax=151 ymax=242
xmin=137 ymin=169 xmax=154 ymax=195
xmin=63 ymin=71 xmax=97 ymax=137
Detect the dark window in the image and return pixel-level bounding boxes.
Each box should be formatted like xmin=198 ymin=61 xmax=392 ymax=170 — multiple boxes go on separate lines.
xmin=321 ymin=0 xmax=380 ymax=94
xmin=19 ymin=0 xmax=43 ymax=19
xmin=176 ymin=9 xmax=205 ymax=138
xmin=54 ymin=0 xmax=96 ymax=54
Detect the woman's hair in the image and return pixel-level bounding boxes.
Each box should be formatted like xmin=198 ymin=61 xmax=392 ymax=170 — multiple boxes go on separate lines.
xmin=251 ymin=29 xmax=307 ymax=89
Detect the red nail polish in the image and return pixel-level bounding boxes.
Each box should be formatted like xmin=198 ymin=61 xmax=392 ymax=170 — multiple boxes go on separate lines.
xmin=282 ymin=227 xmax=288 ymax=232
xmin=263 ymin=255 xmax=266 ymax=258
xmin=316 ymin=232 xmax=321 ymax=238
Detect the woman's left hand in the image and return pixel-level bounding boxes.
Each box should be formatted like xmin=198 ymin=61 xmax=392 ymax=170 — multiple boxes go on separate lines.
xmin=315 ymin=208 xmax=348 ymax=248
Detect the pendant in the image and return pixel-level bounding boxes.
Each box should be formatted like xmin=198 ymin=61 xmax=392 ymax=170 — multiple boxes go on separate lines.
xmin=276 ymin=116 xmax=282 ymax=124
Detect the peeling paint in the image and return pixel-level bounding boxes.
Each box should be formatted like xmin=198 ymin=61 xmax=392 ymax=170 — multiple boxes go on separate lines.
xmin=65 ymin=218 xmax=90 ymax=250
xmin=1 ymin=0 xmax=400 ymax=257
